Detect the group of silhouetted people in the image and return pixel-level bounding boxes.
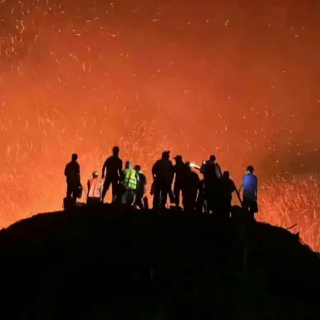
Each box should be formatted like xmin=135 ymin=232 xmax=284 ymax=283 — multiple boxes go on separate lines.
xmin=64 ymin=147 xmax=258 ymax=219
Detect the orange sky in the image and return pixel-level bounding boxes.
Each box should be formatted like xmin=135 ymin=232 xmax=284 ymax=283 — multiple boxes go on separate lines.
xmin=0 ymin=0 xmax=320 ymax=233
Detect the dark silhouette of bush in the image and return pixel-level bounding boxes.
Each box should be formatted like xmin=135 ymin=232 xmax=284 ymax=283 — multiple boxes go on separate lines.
xmin=0 ymin=204 xmax=319 ymax=320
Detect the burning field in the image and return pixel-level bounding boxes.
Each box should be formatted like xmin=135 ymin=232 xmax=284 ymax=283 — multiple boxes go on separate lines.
xmin=1 ymin=1 xmax=320 ymax=249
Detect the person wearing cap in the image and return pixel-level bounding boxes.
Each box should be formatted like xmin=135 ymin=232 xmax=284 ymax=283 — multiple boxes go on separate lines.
xmin=151 ymin=151 xmax=175 ymax=209
xmin=87 ymin=171 xmax=103 ymax=206
xmin=239 ymin=166 xmax=258 ymax=220
xmin=173 ymin=155 xmax=186 ymax=207
xmin=122 ymin=161 xmax=139 ymax=205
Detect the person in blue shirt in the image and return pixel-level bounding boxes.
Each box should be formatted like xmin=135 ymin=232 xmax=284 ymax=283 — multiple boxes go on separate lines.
xmin=239 ymin=166 xmax=258 ymax=219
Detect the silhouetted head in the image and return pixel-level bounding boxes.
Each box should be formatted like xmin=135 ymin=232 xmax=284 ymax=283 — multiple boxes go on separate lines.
xmin=71 ymin=153 xmax=78 ymax=161
xmin=209 ymin=155 xmax=216 ymax=162
xmin=112 ymin=146 xmax=120 ymax=156
xmin=223 ymin=171 xmax=230 ymax=179
xmin=174 ymin=155 xmax=183 ymax=163
xmin=246 ymin=166 xmax=254 ymax=174
xmin=162 ymin=151 xmax=170 ymax=160
xmin=92 ymin=171 xmax=99 ymax=178
xmin=125 ymin=161 xmax=133 ymax=169
xmin=135 ymin=165 xmax=141 ymax=172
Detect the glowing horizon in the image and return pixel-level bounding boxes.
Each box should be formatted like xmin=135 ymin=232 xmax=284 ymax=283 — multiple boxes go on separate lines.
xmin=1 ymin=0 xmax=320 ymax=249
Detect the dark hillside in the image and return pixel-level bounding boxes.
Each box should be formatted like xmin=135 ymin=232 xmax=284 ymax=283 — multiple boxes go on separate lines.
xmin=0 ymin=204 xmax=319 ymax=320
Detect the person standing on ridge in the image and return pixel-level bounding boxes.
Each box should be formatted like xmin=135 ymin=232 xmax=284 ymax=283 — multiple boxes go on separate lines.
xmin=220 ymin=171 xmax=241 ymax=219
xmin=87 ymin=171 xmax=103 ymax=206
xmin=152 ymin=151 xmax=175 ymax=209
xmin=64 ymin=153 xmax=81 ymax=205
xmin=101 ymin=146 xmax=123 ymax=203
xmin=173 ymin=155 xmax=186 ymax=207
xmin=134 ymin=165 xmax=147 ymax=209
xmin=122 ymin=161 xmax=139 ymax=205
xmin=239 ymin=166 xmax=258 ymax=220
xmin=200 ymin=155 xmax=222 ymax=214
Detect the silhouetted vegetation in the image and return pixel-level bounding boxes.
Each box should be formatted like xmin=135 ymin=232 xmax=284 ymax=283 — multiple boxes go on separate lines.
xmin=0 ymin=204 xmax=319 ymax=320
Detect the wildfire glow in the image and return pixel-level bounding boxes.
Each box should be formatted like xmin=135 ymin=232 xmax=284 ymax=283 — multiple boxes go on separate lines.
xmin=1 ymin=1 xmax=320 ymax=250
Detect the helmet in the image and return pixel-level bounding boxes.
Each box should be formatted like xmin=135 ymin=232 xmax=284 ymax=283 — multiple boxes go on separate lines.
xmin=92 ymin=171 xmax=99 ymax=178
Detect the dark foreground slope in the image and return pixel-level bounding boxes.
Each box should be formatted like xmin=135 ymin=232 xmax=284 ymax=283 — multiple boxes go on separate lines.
xmin=0 ymin=205 xmax=319 ymax=320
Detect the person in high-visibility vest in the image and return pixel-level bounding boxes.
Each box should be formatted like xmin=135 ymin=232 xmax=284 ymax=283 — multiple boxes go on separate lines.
xmin=87 ymin=171 xmax=103 ymax=206
xmin=122 ymin=161 xmax=139 ymax=205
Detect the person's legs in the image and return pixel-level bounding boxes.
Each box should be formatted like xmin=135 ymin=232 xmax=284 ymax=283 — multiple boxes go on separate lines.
xmin=182 ymin=194 xmax=191 ymax=212
xmin=168 ymin=187 xmax=175 ymax=204
xmin=205 ymin=184 xmax=214 ymax=213
xmin=153 ymin=182 xmax=161 ymax=209
xmin=196 ymin=189 xmax=204 ymax=212
xmin=122 ymin=190 xmax=128 ymax=204
xmin=102 ymin=178 xmax=111 ymax=202
xmin=66 ymin=183 xmax=72 ymax=198
xmin=242 ymin=198 xmax=249 ymax=212
xmin=174 ymin=183 xmax=181 ymax=206
xmin=87 ymin=197 xmax=93 ymax=206
xmin=161 ymin=185 xmax=168 ymax=209
xmin=189 ymin=191 xmax=197 ymax=212
xmin=128 ymin=189 xmax=135 ymax=205
xmin=248 ymin=200 xmax=257 ymax=220
xmin=242 ymin=198 xmax=256 ymax=220
xmin=135 ymin=193 xmax=144 ymax=209
xmin=219 ymin=201 xmax=231 ymax=221
xmin=111 ymin=179 xmax=119 ymax=203
xmin=71 ymin=184 xmax=78 ymax=204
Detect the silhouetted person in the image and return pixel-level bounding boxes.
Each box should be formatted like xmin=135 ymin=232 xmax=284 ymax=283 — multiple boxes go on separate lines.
xmin=64 ymin=153 xmax=81 ymax=205
xmin=239 ymin=166 xmax=258 ymax=220
xmin=87 ymin=171 xmax=102 ymax=206
xmin=182 ymin=162 xmax=200 ymax=212
xmin=200 ymin=155 xmax=222 ymax=214
xmin=122 ymin=161 xmax=139 ymax=205
xmin=102 ymin=146 xmax=123 ymax=203
xmin=173 ymin=155 xmax=186 ymax=207
xmin=152 ymin=151 xmax=174 ymax=209
xmin=220 ymin=171 xmax=241 ymax=219
xmin=134 ymin=165 xmax=147 ymax=209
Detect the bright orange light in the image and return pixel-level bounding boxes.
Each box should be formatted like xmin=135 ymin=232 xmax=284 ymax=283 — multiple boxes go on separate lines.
xmin=1 ymin=1 xmax=320 ymax=251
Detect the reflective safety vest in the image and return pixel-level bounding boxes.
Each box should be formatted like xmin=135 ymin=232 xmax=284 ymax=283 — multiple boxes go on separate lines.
xmin=87 ymin=178 xmax=102 ymax=198
xmin=123 ymin=169 xmax=138 ymax=190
